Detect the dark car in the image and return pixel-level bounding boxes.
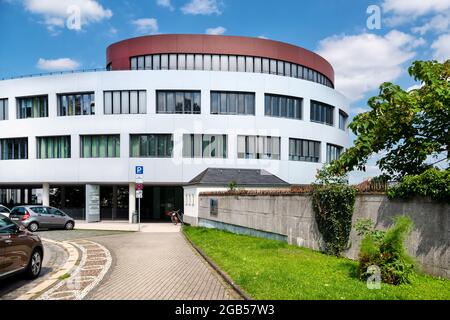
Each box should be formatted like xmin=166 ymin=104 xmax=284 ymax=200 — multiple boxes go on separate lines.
xmin=0 ymin=214 xmax=43 ymax=280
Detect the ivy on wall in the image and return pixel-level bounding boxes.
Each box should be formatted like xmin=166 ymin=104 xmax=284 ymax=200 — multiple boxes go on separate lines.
xmin=312 ymin=168 xmax=356 ymax=256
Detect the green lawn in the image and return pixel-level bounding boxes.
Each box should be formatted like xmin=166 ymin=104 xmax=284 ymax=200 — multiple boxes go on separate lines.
xmin=184 ymin=226 xmax=450 ymax=300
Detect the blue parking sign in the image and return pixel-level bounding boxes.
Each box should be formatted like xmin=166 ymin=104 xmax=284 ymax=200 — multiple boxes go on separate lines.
xmin=135 ymin=166 xmax=144 ymax=175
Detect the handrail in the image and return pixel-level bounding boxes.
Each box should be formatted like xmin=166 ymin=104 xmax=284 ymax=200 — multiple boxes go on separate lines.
xmin=0 ymin=68 xmax=107 ymax=81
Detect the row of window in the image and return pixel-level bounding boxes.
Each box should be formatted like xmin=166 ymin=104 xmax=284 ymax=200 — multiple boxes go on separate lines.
xmin=157 ymin=91 xmax=201 ymax=114
xmin=104 ymin=90 xmax=147 ymax=115
xmin=0 ymin=135 xmax=343 ymax=163
xmin=265 ymin=94 xmax=303 ymax=120
xmin=129 ymin=54 xmax=334 ymax=88
xmin=211 ymin=92 xmax=255 ymax=116
xmin=0 ymin=92 xmax=348 ymax=129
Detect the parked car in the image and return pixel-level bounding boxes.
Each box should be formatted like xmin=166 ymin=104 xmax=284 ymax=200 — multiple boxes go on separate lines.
xmin=9 ymin=206 xmax=75 ymax=232
xmin=0 ymin=214 xmax=43 ymax=280
xmin=0 ymin=205 xmax=10 ymax=218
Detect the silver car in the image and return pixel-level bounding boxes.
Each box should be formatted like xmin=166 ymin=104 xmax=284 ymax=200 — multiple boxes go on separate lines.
xmin=0 ymin=205 xmax=10 ymax=218
xmin=9 ymin=206 xmax=75 ymax=232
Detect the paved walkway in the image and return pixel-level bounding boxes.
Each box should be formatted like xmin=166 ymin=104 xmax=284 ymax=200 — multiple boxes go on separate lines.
xmin=75 ymin=221 xmax=181 ymax=233
xmin=87 ymin=232 xmax=240 ymax=300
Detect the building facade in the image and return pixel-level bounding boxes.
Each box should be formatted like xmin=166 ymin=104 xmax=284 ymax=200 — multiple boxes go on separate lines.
xmin=0 ymin=34 xmax=349 ymax=222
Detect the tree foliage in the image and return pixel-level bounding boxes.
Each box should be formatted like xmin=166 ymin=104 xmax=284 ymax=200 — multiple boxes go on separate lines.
xmin=330 ymin=60 xmax=450 ymax=180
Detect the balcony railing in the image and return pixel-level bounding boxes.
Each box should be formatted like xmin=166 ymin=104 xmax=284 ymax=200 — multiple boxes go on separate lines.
xmin=0 ymin=68 xmax=107 ymax=81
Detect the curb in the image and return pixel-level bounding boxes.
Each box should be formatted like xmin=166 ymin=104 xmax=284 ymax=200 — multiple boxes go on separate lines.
xmin=16 ymin=239 xmax=80 ymax=300
xmin=182 ymin=230 xmax=252 ymax=301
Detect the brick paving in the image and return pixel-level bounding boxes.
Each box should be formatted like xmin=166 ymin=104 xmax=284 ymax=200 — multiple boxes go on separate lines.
xmin=87 ymin=232 xmax=240 ymax=300
xmin=37 ymin=239 xmax=112 ymax=300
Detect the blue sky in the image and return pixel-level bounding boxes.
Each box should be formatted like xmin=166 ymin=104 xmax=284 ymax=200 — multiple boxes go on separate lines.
xmin=0 ymin=0 xmax=449 ymax=182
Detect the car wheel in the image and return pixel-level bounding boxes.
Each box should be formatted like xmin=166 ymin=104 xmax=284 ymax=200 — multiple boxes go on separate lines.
xmin=28 ymin=222 xmax=39 ymax=232
xmin=65 ymin=221 xmax=74 ymax=230
xmin=25 ymin=249 xmax=42 ymax=279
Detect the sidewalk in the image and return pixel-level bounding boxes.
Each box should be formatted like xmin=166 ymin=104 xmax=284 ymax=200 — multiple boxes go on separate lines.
xmin=86 ymin=232 xmax=240 ymax=300
xmin=75 ymin=220 xmax=181 ymax=233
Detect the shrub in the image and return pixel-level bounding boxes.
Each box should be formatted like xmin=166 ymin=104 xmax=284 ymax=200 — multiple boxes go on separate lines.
xmin=312 ymin=183 xmax=356 ymax=256
xmin=387 ymin=168 xmax=450 ymax=203
xmin=358 ymin=216 xmax=415 ymax=285
xmin=228 ymin=180 xmax=238 ymax=191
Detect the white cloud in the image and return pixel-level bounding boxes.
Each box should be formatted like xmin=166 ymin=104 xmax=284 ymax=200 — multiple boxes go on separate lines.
xmin=431 ymin=33 xmax=450 ymax=61
xmin=181 ymin=0 xmax=222 ymax=15
xmin=406 ymin=83 xmax=423 ymax=92
xmin=132 ymin=18 xmax=159 ymax=35
xmin=37 ymin=58 xmax=80 ymax=71
xmin=258 ymin=35 xmax=269 ymax=40
xmin=206 ymin=26 xmax=226 ymax=35
xmin=23 ymin=0 xmax=112 ymax=32
xmin=412 ymin=12 xmax=450 ymax=35
xmin=317 ymin=30 xmax=422 ymax=102
xmin=109 ymin=26 xmax=118 ymax=36
xmin=157 ymin=0 xmax=174 ymax=11
xmin=382 ymin=0 xmax=450 ymax=17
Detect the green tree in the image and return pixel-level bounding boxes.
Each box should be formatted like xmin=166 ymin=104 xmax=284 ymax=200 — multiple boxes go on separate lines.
xmin=330 ymin=60 xmax=450 ymax=180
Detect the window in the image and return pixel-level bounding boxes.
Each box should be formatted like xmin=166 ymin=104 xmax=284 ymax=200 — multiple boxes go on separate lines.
xmin=237 ymin=136 xmax=280 ymax=160
xmin=16 ymin=95 xmax=48 ymax=119
xmin=0 ymin=99 xmax=8 ymax=121
xmin=237 ymin=56 xmax=246 ymax=72
xmin=0 ymin=138 xmax=28 ymax=160
xmin=156 ymin=91 xmax=201 ymax=114
xmin=183 ymin=134 xmax=227 ymax=158
xmin=310 ymin=100 xmax=334 ymax=126
xmin=289 ymin=138 xmax=320 ymax=163
xmin=265 ymin=94 xmax=302 ymax=120
xmin=262 ymin=58 xmax=270 ymax=74
xmin=80 ymin=135 xmax=120 ymax=158
xmin=37 ymin=136 xmax=71 ymax=159
xmin=161 ymin=54 xmax=169 ymax=70
xmin=127 ymin=54 xmax=334 ymax=88
xmin=254 ymin=58 xmax=262 ymax=73
xmin=104 ymin=90 xmax=146 ymax=114
xmin=178 ymin=54 xmax=186 ymax=70
xmin=194 ymin=54 xmax=203 ymax=70
xmin=339 ymin=110 xmax=348 ymax=130
xmin=138 ymin=56 xmax=144 ymax=70
xmin=210 ymin=91 xmax=255 ymax=115
xmin=145 ymin=56 xmax=152 ymax=70
xmin=245 ymin=57 xmax=254 ymax=72
xmin=229 ymin=55 xmax=237 ymax=72
xmin=220 ymin=55 xmax=229 ymax=71
xmin=153 ymin=55 xmax=161 ymax=70
xmin=130 ymin=134 xmax=173 ymax=158
xmin=169 ymin=54 xmax=177 ymax=70
xmin=327 ymin=144 xmax=343 ymax=163
xmin=186 ymin=54 xmax=195 ymax=70
xmin=212 ymin=55 xmax=220 ymax=71
xmin=57 ymin=92 xmax=94 ymax=116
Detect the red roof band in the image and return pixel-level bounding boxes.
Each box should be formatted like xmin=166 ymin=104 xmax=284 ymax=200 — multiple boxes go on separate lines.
xmin=106 ymin=34 xmax=335 ymax=85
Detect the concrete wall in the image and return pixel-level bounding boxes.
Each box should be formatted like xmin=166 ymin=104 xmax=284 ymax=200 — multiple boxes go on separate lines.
xmin=197 ymin=194 xmax=449 ymax=278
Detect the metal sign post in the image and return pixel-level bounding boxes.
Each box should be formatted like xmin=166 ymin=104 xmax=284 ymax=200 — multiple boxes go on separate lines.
xmin=135 ymin=166 xmax=144 ymax=232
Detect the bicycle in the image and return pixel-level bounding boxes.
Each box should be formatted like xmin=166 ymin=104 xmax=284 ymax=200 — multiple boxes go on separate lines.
xmin=165 ymin=209 xmax=182 ymax=225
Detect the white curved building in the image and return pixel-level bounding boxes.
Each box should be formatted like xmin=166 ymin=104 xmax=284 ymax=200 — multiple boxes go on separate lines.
xmin=0 ymin=35 xmax=349 ymax=222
